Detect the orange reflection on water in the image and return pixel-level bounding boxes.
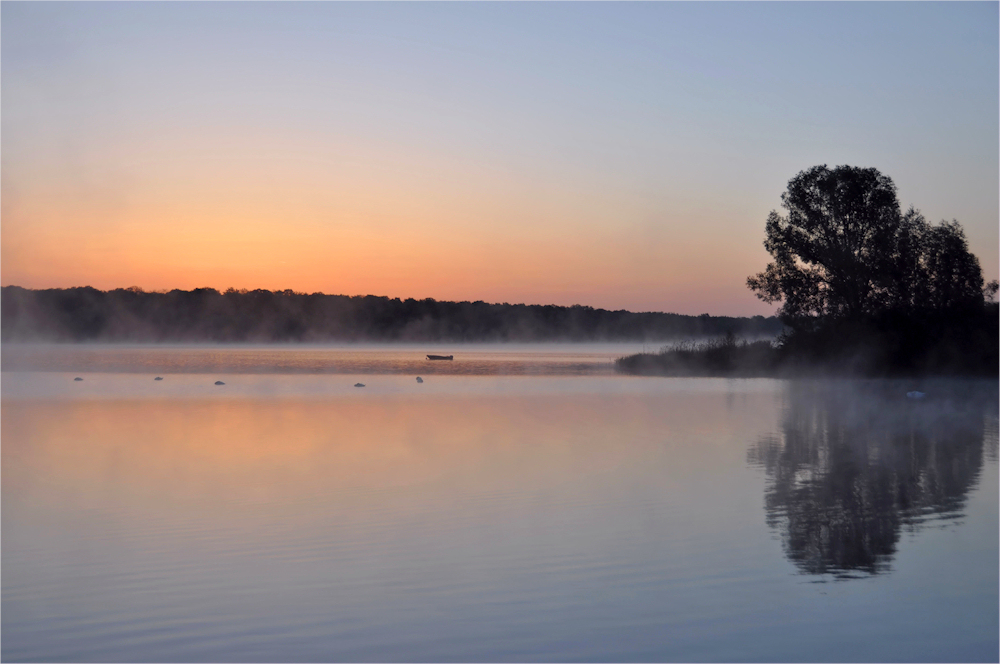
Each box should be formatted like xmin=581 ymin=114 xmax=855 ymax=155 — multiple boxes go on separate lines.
xmin=2 ymin=390 xmax=778 ymax=530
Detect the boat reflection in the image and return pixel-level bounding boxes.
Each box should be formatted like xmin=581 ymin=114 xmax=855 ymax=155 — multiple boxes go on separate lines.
xmin=748 ymin=381 xmax=997 ymax=578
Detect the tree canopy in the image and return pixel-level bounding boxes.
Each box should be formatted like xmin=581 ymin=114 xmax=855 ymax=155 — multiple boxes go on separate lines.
xmin=615 ymin=164 xmax=997 ymax=377
xmin=747 ymin=165 xmax=994 ymax=328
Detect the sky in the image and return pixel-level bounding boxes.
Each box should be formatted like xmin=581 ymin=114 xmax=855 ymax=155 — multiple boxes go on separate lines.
xmin=2 ymin=2 xmax=997 ymax=317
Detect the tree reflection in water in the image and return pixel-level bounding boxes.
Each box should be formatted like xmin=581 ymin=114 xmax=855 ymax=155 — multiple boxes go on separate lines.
xmin=748 ymin=381 xmax=998 ymax=579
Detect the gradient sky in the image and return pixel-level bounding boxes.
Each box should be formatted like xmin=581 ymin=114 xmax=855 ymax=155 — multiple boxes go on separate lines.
xmin=3 ymin=2 xmax=997 ymax=316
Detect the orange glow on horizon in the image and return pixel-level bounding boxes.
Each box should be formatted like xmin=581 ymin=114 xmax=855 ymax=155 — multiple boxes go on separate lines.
xmin=0 ymin=209 xmax=775 ymax=317
xmin=1 ymin=136 xmax=777 ymax=316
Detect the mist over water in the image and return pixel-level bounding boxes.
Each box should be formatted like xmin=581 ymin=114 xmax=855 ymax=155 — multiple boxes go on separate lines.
xmin=1 ymin=343 xmax=643 ymax=377
xmin=2 ymin=346 xmax=997 ymax=662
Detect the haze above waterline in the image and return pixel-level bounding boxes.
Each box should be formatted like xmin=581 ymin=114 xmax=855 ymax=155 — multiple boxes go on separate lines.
xmin=3 ymin=2 xmax=997 ymax=316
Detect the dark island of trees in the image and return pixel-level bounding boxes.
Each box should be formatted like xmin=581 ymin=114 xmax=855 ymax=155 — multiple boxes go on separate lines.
xmin=1 ymin=286 xmax=782 ymax=344
xmin=617 ymin=165 xmax=998 ymax=377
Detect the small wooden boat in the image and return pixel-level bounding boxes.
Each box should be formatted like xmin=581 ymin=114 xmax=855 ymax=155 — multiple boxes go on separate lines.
xmin=426 ymin=355 xmax=453 ymax=361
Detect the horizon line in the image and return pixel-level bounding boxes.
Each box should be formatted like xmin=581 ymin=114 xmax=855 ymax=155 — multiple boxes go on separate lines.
xmin=1 ymin=283 xmax=777 ymax=320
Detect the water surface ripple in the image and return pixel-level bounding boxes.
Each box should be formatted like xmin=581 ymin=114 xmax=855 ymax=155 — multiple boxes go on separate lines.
xmin=2 ymin=347 xmax=997 ymax=662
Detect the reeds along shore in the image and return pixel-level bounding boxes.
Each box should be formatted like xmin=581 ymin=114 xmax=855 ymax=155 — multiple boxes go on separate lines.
xmin=616 ymin=335 xmax=781 ymax=378
xmin=616 ymin=305 xmax=1000 ymax=378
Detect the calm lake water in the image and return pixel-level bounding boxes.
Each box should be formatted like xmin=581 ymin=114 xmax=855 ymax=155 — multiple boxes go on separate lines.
xmin=3 ymin=345 xmax=998 ymax=662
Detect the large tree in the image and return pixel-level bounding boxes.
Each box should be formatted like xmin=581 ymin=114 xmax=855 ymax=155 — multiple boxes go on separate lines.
xmin=747 ymin=165 xmax=990 ymax=328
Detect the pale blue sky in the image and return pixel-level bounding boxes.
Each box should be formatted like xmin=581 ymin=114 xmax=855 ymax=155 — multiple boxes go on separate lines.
xmin=3 ymin=2 xmax=997 ymax=315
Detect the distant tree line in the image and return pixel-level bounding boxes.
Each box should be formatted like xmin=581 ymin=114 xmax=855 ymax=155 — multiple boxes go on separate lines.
xmin=0 ymin=286 xmax=783 ymax=343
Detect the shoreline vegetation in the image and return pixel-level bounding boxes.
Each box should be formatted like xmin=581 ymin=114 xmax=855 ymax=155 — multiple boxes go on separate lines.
xmin=616 ymin=306 xmax=998 ymax=378
xmin=622 ymin=163 xmax=997 ymax=380
xmin=0 ymin=285 xmax=781 ymax=344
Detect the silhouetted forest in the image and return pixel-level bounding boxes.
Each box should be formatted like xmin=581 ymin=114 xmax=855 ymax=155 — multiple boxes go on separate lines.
xmin=0 ymin=286 xmax=782 ymax=343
